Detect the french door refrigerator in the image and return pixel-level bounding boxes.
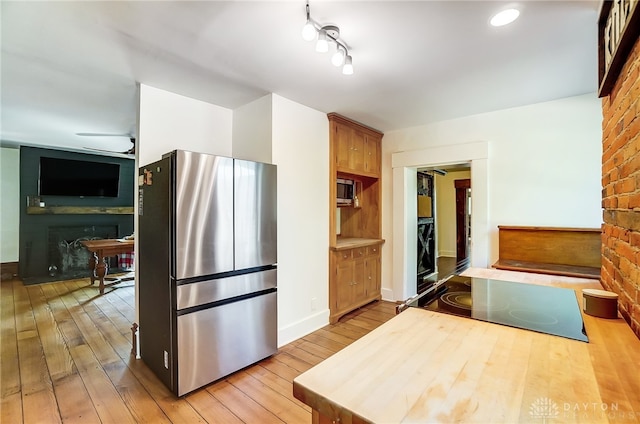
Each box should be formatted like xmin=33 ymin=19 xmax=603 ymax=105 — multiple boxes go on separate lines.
xmin=138 ymin=150 xmax=277 ymax=396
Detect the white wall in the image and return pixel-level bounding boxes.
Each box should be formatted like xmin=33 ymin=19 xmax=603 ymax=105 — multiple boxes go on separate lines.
xmin=271 ymin=94 xmax=329 ymax=346
xmin=435 ymin=170 xmax=471 ymax=257
xmin=137 ymin=86 xmax=329 ymax=347
xmin=135 ymin=84 xmax=233 ymax=336
xmin=138 ymin=84 xmax=233 ymax=166
xmin=382 ymin=93 xmax=602 ymax=301
xmin=0 ymin=147 xmax=20 ymax=262
xmin=233 ymin=94 xmax=273 ymax=163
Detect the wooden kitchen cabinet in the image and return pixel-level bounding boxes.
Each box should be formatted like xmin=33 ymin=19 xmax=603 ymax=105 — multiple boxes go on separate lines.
xmin=330 ymin=245 xmax=381 ymax=323
xmin=331 ymin=114 xmax=381 ymax=177
xmin=364 ymin=246 xmax=380 ymax=297
xmin=329 ymin=113 xmax=384 ymax=323
xmin=364 ymin=134 xmax=380 ymax=175
xmin=335 ymin=122 xmax=366 ymax=173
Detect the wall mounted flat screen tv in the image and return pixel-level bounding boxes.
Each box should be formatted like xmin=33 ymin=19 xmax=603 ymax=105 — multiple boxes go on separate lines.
xmin=39 ymin=156 xmax=120 ymax=197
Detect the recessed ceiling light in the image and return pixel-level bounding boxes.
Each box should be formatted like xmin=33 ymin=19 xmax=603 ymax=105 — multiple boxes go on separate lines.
xmin=490 ymin=8 xmax=520 ymax=27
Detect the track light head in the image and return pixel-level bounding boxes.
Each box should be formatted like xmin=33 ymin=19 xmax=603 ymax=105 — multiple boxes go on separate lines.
xmin=331 ymin=44 xmax=346 ymax=66
xmin=302 ymin=20 xmax=316 ymax=41
xmin=342 ymin=55 xmax=353 ymax=75
xmin=315 ymin=29 xmax=329 ymax=52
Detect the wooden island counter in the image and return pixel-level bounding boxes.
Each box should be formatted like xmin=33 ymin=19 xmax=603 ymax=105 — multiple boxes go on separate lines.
xmin=293 ymin=269 xmax=640 ymax=423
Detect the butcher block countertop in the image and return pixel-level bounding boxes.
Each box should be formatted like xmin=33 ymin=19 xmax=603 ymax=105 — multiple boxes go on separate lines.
xmin=293 ymin=268 xmax=640 ymax=423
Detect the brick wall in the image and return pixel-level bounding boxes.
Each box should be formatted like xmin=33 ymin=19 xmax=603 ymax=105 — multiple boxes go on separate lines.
xmin=601 ymin=35 xmax=640 ymax=339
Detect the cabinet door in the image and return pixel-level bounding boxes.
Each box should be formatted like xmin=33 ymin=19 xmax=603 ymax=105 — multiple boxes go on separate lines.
xmin=335 ymin=123 xmax=352 ymax=169
xmin=352 ymin=257 xmax=366 ymax=301
xmin=335 ymin=254 xmax=354 ymax=311
xmin=364 ymin=135 xmax=380 ymax=175
xmin=350 ymin=129 xmax=366 ymax=172
xmin=364 ymin=255 xmax=379 ymax=296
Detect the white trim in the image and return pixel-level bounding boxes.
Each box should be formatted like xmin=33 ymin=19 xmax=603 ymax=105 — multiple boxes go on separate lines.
xmin=391 ymin=141 xmax=489 ymax=300
xmin=277 ymin=308 xmax=329 ymax=347
xmin=381 ymin=287 xmax=395 ymax=301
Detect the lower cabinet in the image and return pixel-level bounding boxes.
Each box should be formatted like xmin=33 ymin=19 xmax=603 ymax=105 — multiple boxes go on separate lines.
xmin=330 ymin=244 xmax=381 ymax=324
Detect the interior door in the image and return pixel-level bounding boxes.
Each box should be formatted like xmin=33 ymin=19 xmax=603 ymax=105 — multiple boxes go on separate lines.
xmin=455 ymin=179 xmax=471 ymax=260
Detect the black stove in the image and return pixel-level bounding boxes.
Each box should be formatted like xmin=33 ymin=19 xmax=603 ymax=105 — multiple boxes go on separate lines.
xmin=405 ymin=275 xmax=588 ymax=342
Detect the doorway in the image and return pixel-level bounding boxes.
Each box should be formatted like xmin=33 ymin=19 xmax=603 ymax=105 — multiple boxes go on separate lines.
xmin=455 ymin=179 xmax=471 ymax=261
xmin=415 ymin=166 xmax=470 ymax=293
xmin=389 ymin=140 xmax=489 ymax=301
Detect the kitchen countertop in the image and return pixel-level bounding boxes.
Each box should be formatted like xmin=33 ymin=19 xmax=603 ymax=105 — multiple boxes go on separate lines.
xmin=293 ymin=268 xmax=640 ymax=423
xmin=332 ymin=237 xmax=385 ymax=251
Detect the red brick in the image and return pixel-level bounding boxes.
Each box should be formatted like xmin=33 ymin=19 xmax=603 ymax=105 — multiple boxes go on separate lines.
xmin=618 ymin=241 xmax=636 ymax=263
xmin=618 ymin=194 xmax=629 ymax=208
xmin=616 ymin=178 xmax=635 ymax=194
xmin=628 ymin=265 xmax=639 ymax=289
xmin=620 ymin=256 xmax=632 ymax=278
xmin=618 ymin=229 xmax=630 ymax=243
xmin=611 ymin=166 xmax=620 ymax=181
xmin=621 ymin=152 xmax=640 ymax=177
xmin=629 ymin=192 xmax=640 ymax=209
xmin=626 ymin=113 xmax=640 ymax=141
xmin=613 ymin=149 xmax=625 ymax=167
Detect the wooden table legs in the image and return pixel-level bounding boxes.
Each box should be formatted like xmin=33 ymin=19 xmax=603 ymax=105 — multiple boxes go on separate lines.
xmin=88 ymin=250 xmax=109 ymax=295
xmin=81 ymin=239 xmax=135 ymax=295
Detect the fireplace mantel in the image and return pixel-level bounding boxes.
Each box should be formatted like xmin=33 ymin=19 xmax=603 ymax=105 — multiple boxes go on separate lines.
xmin=26 ymin=206 xmax=134 ymax=215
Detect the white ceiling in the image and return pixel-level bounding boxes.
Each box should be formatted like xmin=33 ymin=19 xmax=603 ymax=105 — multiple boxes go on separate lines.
xmin=1 ymin=1 xmax=600 ymax=155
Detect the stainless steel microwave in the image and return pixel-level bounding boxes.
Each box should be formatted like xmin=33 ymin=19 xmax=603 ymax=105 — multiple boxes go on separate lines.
xmin=337 ymin=178 xmax=355 ymax=205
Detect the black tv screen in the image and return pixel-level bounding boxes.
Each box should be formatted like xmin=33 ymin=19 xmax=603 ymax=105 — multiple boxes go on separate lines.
xmin=39 ymin=156 xmax=120 ymax=197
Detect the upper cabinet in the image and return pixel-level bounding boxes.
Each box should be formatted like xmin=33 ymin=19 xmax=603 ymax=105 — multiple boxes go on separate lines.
xmin=330 ymin=113 xmax=382 ymax=178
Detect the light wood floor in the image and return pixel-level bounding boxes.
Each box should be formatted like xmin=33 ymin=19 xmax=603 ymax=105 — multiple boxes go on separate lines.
xmin=1 ymin=277 xmax=396 ymax=423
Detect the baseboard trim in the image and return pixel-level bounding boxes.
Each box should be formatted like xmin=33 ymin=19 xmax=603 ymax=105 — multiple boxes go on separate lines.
xmin=1 ymin=262 xmax=18 ymax=281
xmin=278 ymin=309 xmax=329 ymax=347
xmin=381 ymin=287 xmax=395 ymax=302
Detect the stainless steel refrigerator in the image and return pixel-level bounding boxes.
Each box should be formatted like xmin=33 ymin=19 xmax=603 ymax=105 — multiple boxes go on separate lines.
xmin=138 ymin=150 xmax=277 ymax=396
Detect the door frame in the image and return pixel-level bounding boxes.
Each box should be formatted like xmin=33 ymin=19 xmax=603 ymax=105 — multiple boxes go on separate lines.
xmin=390 ymin=141 xmax=489 ymax=301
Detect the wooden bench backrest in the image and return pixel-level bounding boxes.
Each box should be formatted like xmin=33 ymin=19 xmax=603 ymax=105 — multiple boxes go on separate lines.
xmin=498 ymin=226 xmax=601 ymax=268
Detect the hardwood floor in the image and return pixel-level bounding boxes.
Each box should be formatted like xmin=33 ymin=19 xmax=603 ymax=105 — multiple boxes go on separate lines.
xmin=1 ymin=277 xmax=396 ymax=423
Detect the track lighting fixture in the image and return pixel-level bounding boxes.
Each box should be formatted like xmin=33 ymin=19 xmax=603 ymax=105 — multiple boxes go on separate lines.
xmin=301 ymin=1 xmax=353 ymax=75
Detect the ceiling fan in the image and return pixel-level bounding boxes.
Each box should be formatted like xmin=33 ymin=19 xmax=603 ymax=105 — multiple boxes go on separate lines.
xmin=77 ymin=132 xmax=136 ymax=156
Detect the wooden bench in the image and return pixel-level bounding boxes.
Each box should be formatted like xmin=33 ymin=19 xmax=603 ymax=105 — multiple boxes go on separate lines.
xmin=492 ymin=226 xmax=601 ymax=279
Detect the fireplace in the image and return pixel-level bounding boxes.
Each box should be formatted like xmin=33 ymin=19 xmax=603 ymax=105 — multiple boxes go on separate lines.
xmin=46 ymin=225 xmax=118 ymax=281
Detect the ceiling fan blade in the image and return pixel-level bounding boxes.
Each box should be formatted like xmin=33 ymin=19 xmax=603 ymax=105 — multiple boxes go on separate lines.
xmin=82 ymin=136 xmax=135 ymax=156
xmin=83 ymin=145 xmax=135 ymax=156
xmin=76 ymin=132 xmax=132 ymax=137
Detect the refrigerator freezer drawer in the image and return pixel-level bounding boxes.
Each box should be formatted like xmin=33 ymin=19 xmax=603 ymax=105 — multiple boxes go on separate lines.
xmin=175 ymin=268 xmax=276 ymax=310
xmin=176 ymin=291 xmax=277 ymax=396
